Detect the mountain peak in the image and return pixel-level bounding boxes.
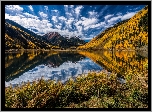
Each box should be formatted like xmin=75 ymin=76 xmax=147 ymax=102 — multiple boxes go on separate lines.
xmin=43 ymin=32 xmax=61 ymax=40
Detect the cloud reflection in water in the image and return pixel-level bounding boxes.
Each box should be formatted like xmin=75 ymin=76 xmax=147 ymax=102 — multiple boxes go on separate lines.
xmin=5 ymin=58 xmax=102 ymax=87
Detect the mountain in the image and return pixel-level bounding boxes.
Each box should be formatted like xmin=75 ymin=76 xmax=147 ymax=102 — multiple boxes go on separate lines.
xmin=42 ymin=32 xmax=86 ymax=49
xmin=5 ymin=19 xmax=86 ymax=50
xmin=42 ymin=32 xmax=66 ymax=47
xmin=78 ymin=5 xmax=148 ymax=50
xmin=5 ymin=19 xmax=54 ymax=50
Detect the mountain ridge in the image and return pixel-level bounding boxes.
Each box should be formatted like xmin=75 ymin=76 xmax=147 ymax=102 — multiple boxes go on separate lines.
xmin=78 ymin=5 xmax=148 ymax=50
xmin=5 ymin=19 xmax=53 ymax=50
xmin=42 ymin=31 xmax=86 ymax=49
xmin=5 ymin=19 xmax=86 ymax=50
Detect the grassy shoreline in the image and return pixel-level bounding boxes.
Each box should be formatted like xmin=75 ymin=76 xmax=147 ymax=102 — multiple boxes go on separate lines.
xmin=5 ymin=68 xmax=148 ymax=108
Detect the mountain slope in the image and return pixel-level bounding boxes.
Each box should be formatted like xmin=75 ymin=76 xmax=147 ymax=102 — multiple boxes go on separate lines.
xmin=78 ymin=5 xmax=148 ymax=50
xmin=5 ymin=19 xmax=53 ymax=50
xmin=5 ymin=19 xmax=86 ymax=50
xmin=42 ymin=32 xmax=86 ymax=49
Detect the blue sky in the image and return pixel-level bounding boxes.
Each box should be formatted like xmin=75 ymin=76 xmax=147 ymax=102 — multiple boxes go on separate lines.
xmin=5 ymin=5 xmax=146 ymax=40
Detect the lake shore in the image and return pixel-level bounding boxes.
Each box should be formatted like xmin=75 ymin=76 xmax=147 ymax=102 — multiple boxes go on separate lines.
xmin=5 ymin=67 xmax=148 ymax=108
xmin=5 ymin=49 xmax=81 ymax=53
xmin=5 ymin=48 xmax=138 ymax=53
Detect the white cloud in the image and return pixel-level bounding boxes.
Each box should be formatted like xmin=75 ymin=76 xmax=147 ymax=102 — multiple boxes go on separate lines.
xmin=28 ymin=5 xmax=34 ymax=11
xmin=5 ymin=12 xmax=84 ymax=37
xmin=65 ymin=18 xmax=74 ymax=28
xmin=104 ymin=14 xmax=113 ymax=20
xmin=88 ymin=11 xmax=97 ymax=16
xmin=69 ymin=5 xmax=74 ymax=8
xmin=74 ymin=17 xmax=99 ymax=33
xmin=52 ymin=10 xmax=58 ymax=12
xmin=5 ymin=5 xmax=23 ymax=11
xmin=59 ymin=16 xmax=67 ymax=21
xmin=55 ymin=25 xmax=62 ymax=29
xmin=84 ymin=22 xmax=105 ymax=30
xmin=65 ymin=12 xmax=72 ymax=16
xmin=80 ymin=17 xmax=98 ymax=27
xmin=39 ymin=11 xmax=48 ymax=18
xmin=5 ymin=13 xmax=25 ymax=21
xmin=5 ymin=58 xmax=101 ymax=86
xmin=107 ymin=15 xmax=122 ymax=23
xmin=23 ymin=12 xmax=39 ymax=19
xmin=81 ymin=37 xmax=93 ymax=40
xmin=44 ymin=6 xmax=48 ymax=10
xmin=75 ymin=5 xmax=83 ymax=15
xmin=16 ymin=14 xmax=25 ymax=18
xmin=121 ymin=12 xmax=136 ymax=20
xmin=64 ymin=5 xmax=68 ymax=7
xmin=5 ymin=12 xmax=53 ymax=35
xmin=64 ymin=5 xmax=74 ymax=8
xmin=52 ymin=16 xmax=58 ymax=22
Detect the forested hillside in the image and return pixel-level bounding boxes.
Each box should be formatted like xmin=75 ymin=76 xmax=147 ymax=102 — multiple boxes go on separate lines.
xmin=5 ymin=19 xmax=86 ymax=50
xmin=5 ymin=19 xmax=53 ymax=50
xmin=78 ymin=5 xmax=148 ymax=50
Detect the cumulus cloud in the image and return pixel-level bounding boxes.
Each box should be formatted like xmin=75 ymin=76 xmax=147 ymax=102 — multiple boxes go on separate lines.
xmin=55 ymin=25 xmax=62 ymax=29
xmin=121 ymin=12 xmax=136 ymax=20
xmin=74 ymin=17 xmax=99 ymax=33
xmin=5 ymin=5 xmax=23 ymax=12
xmin=39 ymin=11 xmax=48 ymax=18
xmin=23 ymin=12 xmax=39 ymax=19
xmin=65 ymin=18 xmax=74 ymax=29
xmin=5 ymin=13 xmax=21 ymax=20
xmin=88 ymin=11 xmax=98 ymax=18
xmin=5 ymin=12 xmax=53 ymax=35
xmin=59 ymin=16 xmax=67 ymax=21
xmin=5 ymin=5 xmax=139 ymax=40
xmin=75 ymin=5 xmax=83 ymax=15
xmin=52 ymin=16 xmax=58 ymax=22
xmin=28 ymin=5 xmax=34 ymax=11
xmin=80 ymin=17 xmax=98 ymax=27
xmin=65 ymin=12 xmax=72 ymax=17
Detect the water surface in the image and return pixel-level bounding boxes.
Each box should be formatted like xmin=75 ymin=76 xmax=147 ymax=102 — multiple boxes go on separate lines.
xmin=5 ymin=51 xmax=102 ymax=87
xmin=5 ymin=50 xmax=148 ymax=87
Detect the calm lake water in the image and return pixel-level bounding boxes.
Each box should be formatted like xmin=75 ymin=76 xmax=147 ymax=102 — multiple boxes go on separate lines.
xmin=5 ymin=50 xmax=148 ymax=87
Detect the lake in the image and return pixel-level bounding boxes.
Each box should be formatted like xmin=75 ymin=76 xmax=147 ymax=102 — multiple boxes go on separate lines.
xmin=5 ymin=50 xmax=148 ymax=87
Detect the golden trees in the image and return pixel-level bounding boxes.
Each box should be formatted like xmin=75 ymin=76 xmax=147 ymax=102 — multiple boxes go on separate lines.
xmin=78 ymin=5 xmax=148 ymax=50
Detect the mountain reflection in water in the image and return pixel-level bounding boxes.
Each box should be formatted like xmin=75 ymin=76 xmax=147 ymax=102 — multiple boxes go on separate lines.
xmin=5 ymin=51 xmax=102 ymax=87
xmin=5 ymin=50 xmax=148 ymax=87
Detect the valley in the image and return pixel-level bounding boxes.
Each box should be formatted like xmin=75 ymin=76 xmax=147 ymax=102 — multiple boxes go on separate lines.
xmin=4 ymin=4 xmax=149 ymax=109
